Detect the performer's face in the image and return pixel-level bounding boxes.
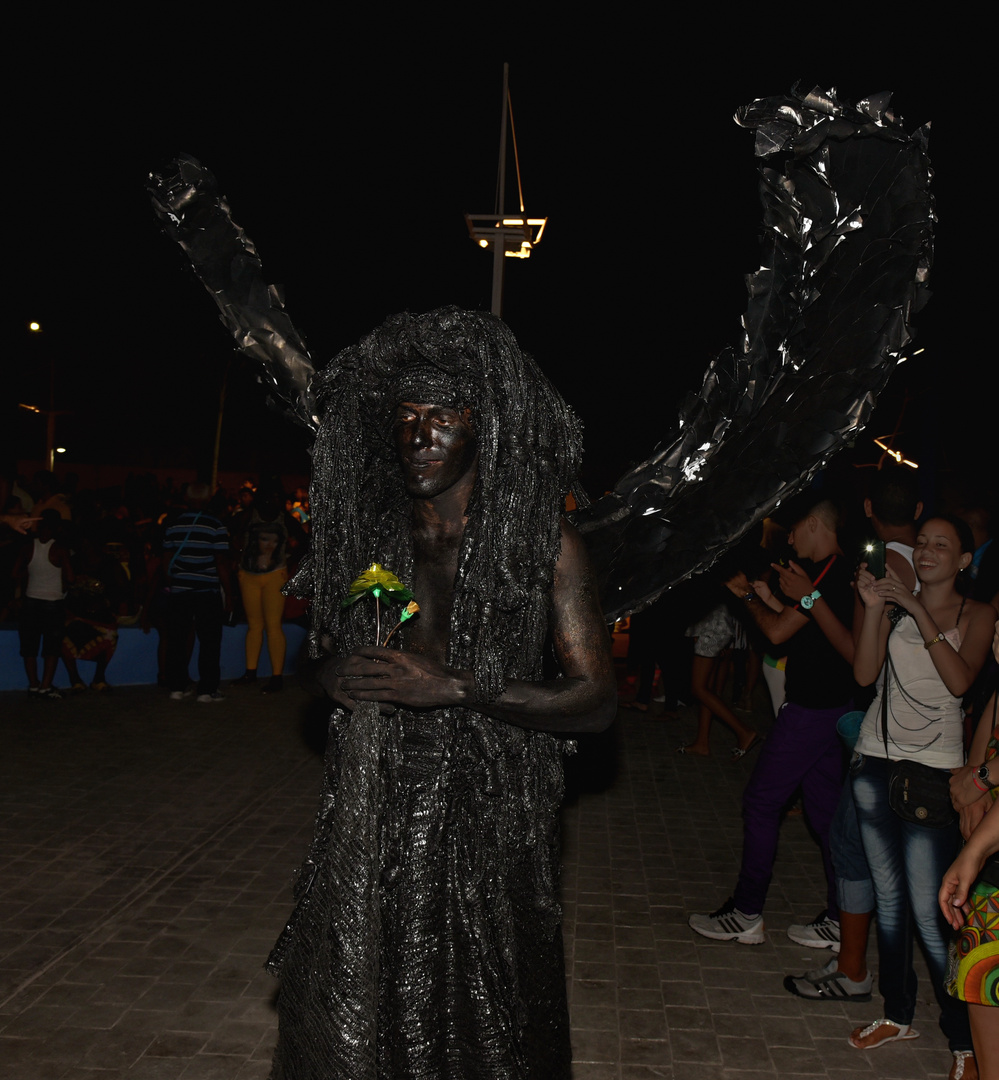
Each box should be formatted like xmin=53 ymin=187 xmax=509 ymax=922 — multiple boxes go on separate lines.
xmin=393 ymin=403 xmax=478 ymax=499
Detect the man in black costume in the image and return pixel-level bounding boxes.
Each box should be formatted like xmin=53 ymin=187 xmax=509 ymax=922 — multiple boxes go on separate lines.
xmin=267 ymin=307 xmax=616 ymax=1080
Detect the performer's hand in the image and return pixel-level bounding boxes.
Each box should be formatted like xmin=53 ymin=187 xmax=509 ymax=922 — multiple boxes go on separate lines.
xmin=773 ymin=560 xmax=814 ymax=602
xmin=316 ymin=651 xmax=394 ymax=714
xmin=333 ymin=647 xmax=466 ymax=711
xmin=724 ymin=571 xmax=751 ymax=597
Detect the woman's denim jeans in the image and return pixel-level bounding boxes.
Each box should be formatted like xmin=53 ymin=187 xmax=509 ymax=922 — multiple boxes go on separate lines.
xmin=851 ymin=753 xmax=972 ymax=1051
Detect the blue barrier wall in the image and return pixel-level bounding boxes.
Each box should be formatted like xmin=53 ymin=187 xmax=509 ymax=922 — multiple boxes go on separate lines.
xmin=0 ymin=623 xmax=308 ymax=691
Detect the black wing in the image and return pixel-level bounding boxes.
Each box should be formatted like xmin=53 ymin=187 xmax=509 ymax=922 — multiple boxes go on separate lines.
xmin=571 ymin=86 xmax=934 ymax=622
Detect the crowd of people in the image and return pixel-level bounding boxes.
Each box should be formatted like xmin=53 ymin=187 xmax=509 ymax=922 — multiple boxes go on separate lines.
xmin=1 ymin=469 xmax=310 ymax=698
xmin=4 ymin=455 xmax=997 ymax=1077
xmin=667 ymin=471 xmax=998 ymax=1080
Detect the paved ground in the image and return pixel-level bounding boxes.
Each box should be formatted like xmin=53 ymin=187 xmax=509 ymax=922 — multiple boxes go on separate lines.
xmin=1 ymin=679 xmax=957 ymax=1079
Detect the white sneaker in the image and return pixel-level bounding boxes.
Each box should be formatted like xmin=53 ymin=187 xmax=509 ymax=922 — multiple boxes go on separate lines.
xmin=197 ymin=691 xmax=225 ymax=703
xmin=784 ymin=955 xmax=872 ymax=1000
xmin=169 ymin=690 xmax=190 ymax=701
xmin=688 ymin=898 xmax=765 ymax=944
xmin=787 ymin=913 xmax=841 ymax=952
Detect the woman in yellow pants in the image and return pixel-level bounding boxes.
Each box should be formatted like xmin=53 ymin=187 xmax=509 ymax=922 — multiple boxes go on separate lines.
xmin=235 ymin=511 xmax=291 ymax=693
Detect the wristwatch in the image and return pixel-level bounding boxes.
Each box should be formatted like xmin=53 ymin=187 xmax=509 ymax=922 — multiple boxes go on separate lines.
xmin=976 ymin=763 xmax=996 ymax=791
xmin=800 ymin=589 xmax=822 ymax=610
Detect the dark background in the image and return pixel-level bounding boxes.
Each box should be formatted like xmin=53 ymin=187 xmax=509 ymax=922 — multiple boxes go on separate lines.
xmin=6 ymin=21 xmax=988 ymax=503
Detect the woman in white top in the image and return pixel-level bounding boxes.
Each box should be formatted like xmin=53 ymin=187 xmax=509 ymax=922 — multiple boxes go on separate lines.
xmin=848 ymin=516 xmax=996 ymax=1079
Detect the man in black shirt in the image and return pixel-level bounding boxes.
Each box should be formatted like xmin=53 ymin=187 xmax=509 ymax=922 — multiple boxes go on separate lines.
xmin=689 ymin=500 xmax=855 ymax=944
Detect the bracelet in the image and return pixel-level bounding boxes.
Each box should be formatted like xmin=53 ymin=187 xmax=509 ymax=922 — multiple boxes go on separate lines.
xmin=923 ymin=633 xmax=946 ymax=650
xmin=972 ymin=772 xmax=989 ymax=793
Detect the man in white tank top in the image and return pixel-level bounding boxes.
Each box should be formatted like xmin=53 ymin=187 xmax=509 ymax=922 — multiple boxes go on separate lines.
xmin=14 ymin=510 xmax=73 ymax=698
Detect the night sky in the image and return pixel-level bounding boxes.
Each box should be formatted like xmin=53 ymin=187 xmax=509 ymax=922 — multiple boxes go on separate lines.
xmin=8 ymin=25 xmax=988 ymax=503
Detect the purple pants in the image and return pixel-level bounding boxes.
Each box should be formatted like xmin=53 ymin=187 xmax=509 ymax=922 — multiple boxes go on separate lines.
xmin=733 ymin=700 xmax=848 ymax=917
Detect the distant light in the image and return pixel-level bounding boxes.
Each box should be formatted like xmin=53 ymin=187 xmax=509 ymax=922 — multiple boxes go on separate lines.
xmin=873 ymin=435 xmax=918 ymax=469
xmin=55 ymin=447 xmax=67 ymax=454
xmin=29 ymin=321 xmax=41 ymax=332
xmin=478 ymin=239 xmax=489 ymax=249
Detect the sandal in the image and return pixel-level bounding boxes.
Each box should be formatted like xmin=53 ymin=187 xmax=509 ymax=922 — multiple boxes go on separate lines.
xmin=732 ymin=734 xmax=764 ymax=759
xmin=848 ymin=1018 xmax=919 ymax=1049
xmin=950 ymin=1050 xmax=978 ymax=1080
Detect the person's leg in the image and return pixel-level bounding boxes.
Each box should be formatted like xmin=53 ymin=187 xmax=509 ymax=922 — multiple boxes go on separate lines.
xmin=193 ymin=591 xmax=224 ymax=695
xmin=164 ymin=593 xmax=194 ymax=692
xmin=38 ymin=600 xmax=65 ymax=690
xmin=687 ymin=653 xmax=756 ymax=753
xmin=903 ymin=817 xmax=973 ymax=1053
xmin=851 ymin=754 xmax=917 ymax=1032
xmin=19 ymin=597 xmax=43 ymax=689
xmin=830 ymin=774 xmax=874 ymax=978
xmin=240 ymin=569 xmax=264 ymax=673
xmin=733 ymin=702 xmax=821 ymax=916
xmin=799 ymin=712 xmax=848 ymax=921
xmin=969 ymin=1004 xmax=997 ymax=1077
xmin=260 ymin=567 xmax=287 ymax=676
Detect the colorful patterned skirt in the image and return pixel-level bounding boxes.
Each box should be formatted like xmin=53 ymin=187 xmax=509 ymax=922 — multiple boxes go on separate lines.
xmin=947 ymin=878 xmax=999 ymax=1006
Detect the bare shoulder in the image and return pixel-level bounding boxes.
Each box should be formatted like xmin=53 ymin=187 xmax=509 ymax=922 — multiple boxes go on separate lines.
xmin=965 ymin=599 xmax=999 ymax=634
xmin=958 ymin=599 xmax=999 ymax=663
xmin=886 ymin=546 xmax=917 ymax=591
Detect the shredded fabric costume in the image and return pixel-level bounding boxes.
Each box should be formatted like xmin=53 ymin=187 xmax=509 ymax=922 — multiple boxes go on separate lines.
xmin=145 ymin=86 xmax=936 ymax=1079
xmin=266 ymin=308 xmax=583 ymax=1079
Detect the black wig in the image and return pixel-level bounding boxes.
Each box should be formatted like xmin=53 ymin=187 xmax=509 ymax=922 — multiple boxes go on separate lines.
xmin=293 ymin=305 xmax=584 ymax=702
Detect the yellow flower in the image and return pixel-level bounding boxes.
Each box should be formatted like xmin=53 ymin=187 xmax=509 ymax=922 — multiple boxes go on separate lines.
xmin=342 ymin=563 xmax=414 ymax=608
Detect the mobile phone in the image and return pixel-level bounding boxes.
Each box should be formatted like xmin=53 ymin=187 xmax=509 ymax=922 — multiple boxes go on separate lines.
xmin=862 ymin=539 xmax=886 ymax=579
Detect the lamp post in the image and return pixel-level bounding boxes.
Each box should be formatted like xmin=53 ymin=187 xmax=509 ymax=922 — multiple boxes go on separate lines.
xmin=20 ymin=321 xmax=70 ymax=470
xmin=464 ymin=64 xmax=547 ymax=317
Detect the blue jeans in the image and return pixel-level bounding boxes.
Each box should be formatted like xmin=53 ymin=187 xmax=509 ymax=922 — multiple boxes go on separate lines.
xmin=851 ymin=753 xmax=971 ymax=1052
xmin=829 ymin=775 xmax=874 ymax=914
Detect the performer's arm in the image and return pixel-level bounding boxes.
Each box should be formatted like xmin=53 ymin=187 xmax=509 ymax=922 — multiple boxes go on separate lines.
xmin=332 ymin=521 xmax=618 ymax=733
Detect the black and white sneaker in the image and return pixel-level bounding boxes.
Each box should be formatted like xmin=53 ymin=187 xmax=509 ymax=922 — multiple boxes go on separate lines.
xmin=784 ymin=956 xmax=872 ymax=1000
xmin=787 ymin=912 xmax=840 ymax=952
xmin=688 ymin=897 xmax=765 ymax=944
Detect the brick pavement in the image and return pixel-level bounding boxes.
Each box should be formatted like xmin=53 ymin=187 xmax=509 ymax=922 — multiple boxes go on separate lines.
xmin=0 ymin=683 xmax=956 ymax=1078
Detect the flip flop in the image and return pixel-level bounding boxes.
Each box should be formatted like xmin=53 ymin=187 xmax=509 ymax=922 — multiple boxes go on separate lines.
xmin=848 ymin=1019 xmax=919 ymax=1049
xmin=732 ymin=734 xmax=764 ymax=759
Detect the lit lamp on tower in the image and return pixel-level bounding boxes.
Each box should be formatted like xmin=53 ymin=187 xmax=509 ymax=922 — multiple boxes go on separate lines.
xmin=464 ymin=64 xmax=547 ymax=317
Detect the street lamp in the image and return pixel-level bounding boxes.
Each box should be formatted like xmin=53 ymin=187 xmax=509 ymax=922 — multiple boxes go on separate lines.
xmin=464 ymin=64 xmax=547 ymax=317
